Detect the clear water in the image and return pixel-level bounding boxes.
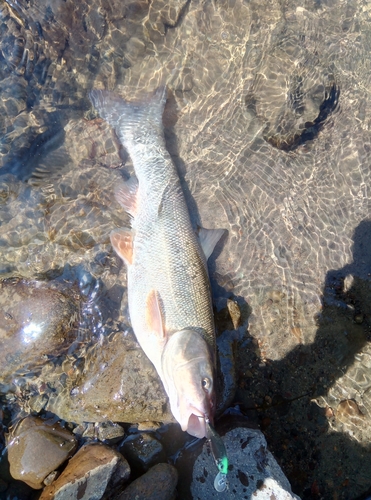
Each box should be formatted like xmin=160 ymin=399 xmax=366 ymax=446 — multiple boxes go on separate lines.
xmin=0 ymin=0 xmax=371 ymax=497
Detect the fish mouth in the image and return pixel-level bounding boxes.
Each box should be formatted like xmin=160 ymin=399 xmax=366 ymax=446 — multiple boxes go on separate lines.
xmin=181 ymin=407 xmax=208 ymax=438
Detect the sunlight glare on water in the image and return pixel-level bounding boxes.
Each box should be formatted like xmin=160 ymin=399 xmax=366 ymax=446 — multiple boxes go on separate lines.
xmin=0 ymin=0 xmax=370 ymax=497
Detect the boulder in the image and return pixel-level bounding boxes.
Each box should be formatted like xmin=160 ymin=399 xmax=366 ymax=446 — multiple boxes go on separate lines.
xmin=40 ymin=443 xmax=130 ymax=500
xmin=7 ymin=416 xmax=77 ymax=489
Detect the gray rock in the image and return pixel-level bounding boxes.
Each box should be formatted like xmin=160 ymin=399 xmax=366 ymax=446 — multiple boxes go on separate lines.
xmin=73 ymin=423 xmax=96 ymax=440
xmin=191 ymin=427 xmax=300 ymax=499
xmin=96 ymin=422 xmax=126 ymax=444
xmin=6 ymin=416 xmax=77 ymax=490
xmin=115 ymin=463 xmax=178 ymax=500
xmin=39 ymin=443 xmax=130 ymax=500
xmin=119 ymin=433 xmax=166 ymax=472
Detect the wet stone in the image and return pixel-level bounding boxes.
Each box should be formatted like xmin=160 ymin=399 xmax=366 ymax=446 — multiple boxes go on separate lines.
xmin=119 ymin=433 xmax=166 ymax=472
xmin=191 ymin=427 xmax=300 ymax=499
xmin=114 ymin=463 xmax=178 ymax=500
xmin=45 ymin=331 xmax=173 ymax=425
xmin=73 ymin=423 xmax=96 ymax=440
xmin=137 ymin=421 xmax=162 ymax=432
xmin=96 ymin=421 xmax=125 ymax=444
xmin=40 ymin=442 xmax=130 ymax=500
xmin=0 ymin=278 xmax=80 ymax=387
xmin=227 ymin=299 xmax=241 ymax=329
xmin=6 ymin=416 xmax=77 ymax=489
xmin=336 ymin=399 xmax=364 ymax=426
xmin=43 ymin=471 xmax=59 ymax=487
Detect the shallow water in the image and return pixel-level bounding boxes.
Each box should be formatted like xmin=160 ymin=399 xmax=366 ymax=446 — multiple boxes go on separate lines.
xmin=0 ymin=0 xmax=371 ymax=497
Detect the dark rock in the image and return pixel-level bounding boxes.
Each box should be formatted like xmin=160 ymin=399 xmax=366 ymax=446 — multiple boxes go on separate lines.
xmin=115 ymin=463 xmax=178 ymax=500
xmin=0 ymin=477 xmax=7 ymax=492
xmin=191 ymin=427 xmax=300 ymax=499
xmin=216 ymin=329 xmax=237 ymax=413
xmin=119 ymin=433 xmax=166 ymax=473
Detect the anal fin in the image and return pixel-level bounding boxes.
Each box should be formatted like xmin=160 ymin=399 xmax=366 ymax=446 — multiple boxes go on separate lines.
xmin=110 ymin=228 xmax=134 ymax=266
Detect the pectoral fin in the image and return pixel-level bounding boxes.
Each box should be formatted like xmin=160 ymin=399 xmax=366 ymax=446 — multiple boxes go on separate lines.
xmin=114 ymin=177 xmax=138 ymax=217
xmin=110 ymin=228 xmax=133 ymax=266
xmin=146 ymin=289 xmax=165 ymax=339
xmin=198 ymin=227 xmax=226 ymax=260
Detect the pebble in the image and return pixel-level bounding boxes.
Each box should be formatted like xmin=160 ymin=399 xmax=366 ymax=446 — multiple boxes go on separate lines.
xmin=97 ymin=422 xmax=125 ymax=444
xmin=114 ymin=463 xmax=178 ymax=500
xmin=6 ymin=416 xmax=77 ymax=489
xmin=73 ymin=421 xmax=126 ymax=444
xmin=227 ymin=299 xmax=241 ymax=329
xmin=40 ymin=442 xmax=130 ymax=500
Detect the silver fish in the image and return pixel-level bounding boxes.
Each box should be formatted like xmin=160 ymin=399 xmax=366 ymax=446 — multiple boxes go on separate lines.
xmin=89 ymin=87 xmax=224 ymax=438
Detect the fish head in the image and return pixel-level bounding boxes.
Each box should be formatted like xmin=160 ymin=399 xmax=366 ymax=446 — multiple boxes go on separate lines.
xmin=162 ymin=329 xmax=215 ymax=438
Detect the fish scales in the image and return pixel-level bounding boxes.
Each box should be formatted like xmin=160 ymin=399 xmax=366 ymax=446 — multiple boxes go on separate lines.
xmin=127 ymin=137 xmax=215 ymax=351
xmin=90 ymin=87 xmax=223 ymax=438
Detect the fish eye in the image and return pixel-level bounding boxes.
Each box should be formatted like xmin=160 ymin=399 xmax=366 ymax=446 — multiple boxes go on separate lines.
xmin=202 ymin=377 xmax=211 ymax=391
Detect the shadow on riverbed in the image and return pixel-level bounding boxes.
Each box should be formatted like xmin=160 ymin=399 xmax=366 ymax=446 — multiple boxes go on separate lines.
xmin=164 ymin=103 xmax=371 ymax=498
xmin=232 ymin=219 xmax=371 ymax=499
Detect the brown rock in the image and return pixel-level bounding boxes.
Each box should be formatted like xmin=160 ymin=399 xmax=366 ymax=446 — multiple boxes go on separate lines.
xmin=227 ymin=299 xmax=241 ymax=329
xmin=45 ymin=331 xmax=173 ymax=425
xmin=115 ymin=463 xmax=178 ymax=500
xmin=7 ymin=416 xmax=77 ymax=489
xmin=0 ymin=278 xmax=80 ymax=385
xmin=40 ymin=443 xmax=130 ymax=500
xmin=336 ymin=399 xmax=364 ymax=426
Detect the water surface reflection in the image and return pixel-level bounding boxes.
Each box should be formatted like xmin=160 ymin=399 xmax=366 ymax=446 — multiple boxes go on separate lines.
xmin=0 ymin=0 xmax=371 ymax=497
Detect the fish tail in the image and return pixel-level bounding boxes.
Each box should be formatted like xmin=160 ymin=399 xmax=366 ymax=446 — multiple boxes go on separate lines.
xmin=89 ymin=87 xmax=167 ymax=147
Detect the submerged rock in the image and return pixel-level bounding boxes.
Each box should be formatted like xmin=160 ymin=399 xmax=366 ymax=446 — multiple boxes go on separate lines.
xmin=6 ymin=416 xmax=77 ymax=490
xmin=40 ymin=442 xmax=130 ymax=500
xmin=44 ymin=331 xmax=173 ymax=425
xmin=0 ymin=278 xmax=80 ymax=387
xmin=191 ymin=427 xmax=300 ymax=499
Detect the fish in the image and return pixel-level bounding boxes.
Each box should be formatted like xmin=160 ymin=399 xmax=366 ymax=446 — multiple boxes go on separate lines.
xmin=89 ymin=87 xmax=224 ymax=438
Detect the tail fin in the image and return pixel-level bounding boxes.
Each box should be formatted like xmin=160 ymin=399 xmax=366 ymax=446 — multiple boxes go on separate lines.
xmin=89 ymin=87 xmax=167 ymax=147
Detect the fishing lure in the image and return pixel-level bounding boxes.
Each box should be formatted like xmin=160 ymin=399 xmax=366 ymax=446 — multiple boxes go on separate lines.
xmin=205 ymin=418 xmax=229 ymax=492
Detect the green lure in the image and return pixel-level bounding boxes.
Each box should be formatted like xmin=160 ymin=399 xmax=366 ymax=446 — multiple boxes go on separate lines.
xmin=205 ymin=419 xmax=229 ymax=492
